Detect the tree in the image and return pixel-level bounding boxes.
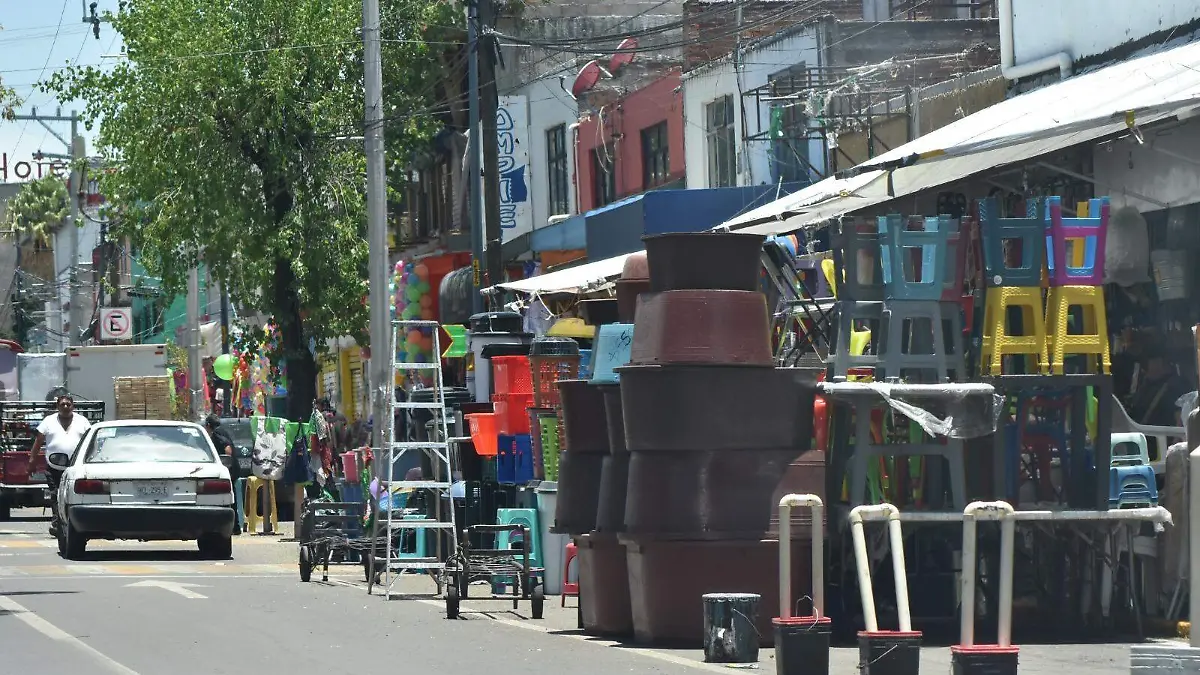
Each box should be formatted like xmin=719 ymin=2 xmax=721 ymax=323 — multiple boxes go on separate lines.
xmin=4 ymin=175 xmax=70 ymax=243
xmin=44 ymin=0 xmax=456 ymax=421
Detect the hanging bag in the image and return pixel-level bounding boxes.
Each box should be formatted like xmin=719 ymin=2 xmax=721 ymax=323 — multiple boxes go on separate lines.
xmin=251 ymin=418 xmax=288 ymax=480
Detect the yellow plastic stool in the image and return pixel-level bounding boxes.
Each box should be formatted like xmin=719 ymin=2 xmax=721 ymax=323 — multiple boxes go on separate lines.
xmin=245 ymin=476 xmax=279 ymax=534
xmin=980 ymin=286 xmax=1048 ymax=375
xmin=1045 ymin=285 xmax=1111 ymax=374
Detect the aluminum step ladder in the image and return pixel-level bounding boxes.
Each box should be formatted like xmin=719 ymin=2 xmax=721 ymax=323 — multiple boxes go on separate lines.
xmin=367 ymin=319 xmax=459 ymax=600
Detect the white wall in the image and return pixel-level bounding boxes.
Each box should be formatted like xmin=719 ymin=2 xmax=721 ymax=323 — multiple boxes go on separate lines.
xmin=1011 ymin=0 xmax=1200 ymax=65
xmin=1093 ymin=117 xmax=1200 ymax=212
xmin=512 ymin=71 xmax=579 ymax=233
xmin=682 ymin=27 xmax=822 ymax=189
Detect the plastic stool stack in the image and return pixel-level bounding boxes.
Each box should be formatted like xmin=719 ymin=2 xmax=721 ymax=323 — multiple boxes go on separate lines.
xmin=978 ymin=197 xmax=1050 ymax=375
xmin=1108 ymin=432 xmax=1158 ymax=509
xmin=1044 ymin=196 xmax=1111 ymax=374
xmin=245 ymin=476 xmax=279 ymax=534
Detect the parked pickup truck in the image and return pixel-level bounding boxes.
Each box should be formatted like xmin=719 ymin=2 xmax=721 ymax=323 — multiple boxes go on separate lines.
xmin=0 ymin=400 xmax=105 ymax=520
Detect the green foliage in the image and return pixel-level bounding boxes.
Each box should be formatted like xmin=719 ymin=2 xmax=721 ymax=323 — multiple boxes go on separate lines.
xmin=4 ymin=175 xmax=70 ymax=243
xmin=42 ymin=0 xmax=461 ymax=417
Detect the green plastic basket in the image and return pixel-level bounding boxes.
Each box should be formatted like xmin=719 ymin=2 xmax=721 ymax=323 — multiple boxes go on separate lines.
xmin=538 ymin=415 xmax=560 ymax=481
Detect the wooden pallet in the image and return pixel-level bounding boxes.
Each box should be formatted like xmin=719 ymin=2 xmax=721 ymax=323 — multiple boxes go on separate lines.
xmin=114 ymin=376 xmax=174 ymax=420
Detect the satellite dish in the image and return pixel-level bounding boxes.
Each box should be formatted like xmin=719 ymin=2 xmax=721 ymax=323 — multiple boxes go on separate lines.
xmin=572 ymin=60 xmax=603 ymax=97
xmin=609 ymin=38 xmax=638 ymax=73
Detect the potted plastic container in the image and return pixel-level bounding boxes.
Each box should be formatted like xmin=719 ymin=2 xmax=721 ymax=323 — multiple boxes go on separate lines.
xmin=643 ymin=232 xmax=766 ymax=292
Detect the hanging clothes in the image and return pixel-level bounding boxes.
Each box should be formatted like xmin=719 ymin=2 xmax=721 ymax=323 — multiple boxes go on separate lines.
xmin=251 ymin=417 xmax=288 ymax=481
xmin=284 ymin=433 xmax=314 ymax=485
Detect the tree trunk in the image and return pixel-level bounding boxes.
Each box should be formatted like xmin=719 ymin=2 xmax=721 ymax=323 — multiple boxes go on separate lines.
xmin=273 ymin=256 xmax=317 ymax=422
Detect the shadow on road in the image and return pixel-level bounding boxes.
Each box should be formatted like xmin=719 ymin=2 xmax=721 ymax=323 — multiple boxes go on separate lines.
xmin=1 ymin=590 xmax=81 ymax=597
xmin=0 ymin=516 xmax=52 ymax=525
xmin=74 ymin=549 xmax=209 ymax=562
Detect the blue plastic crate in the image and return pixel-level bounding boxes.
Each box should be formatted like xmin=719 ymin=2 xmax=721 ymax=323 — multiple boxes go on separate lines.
xmin=497 ymin=434 xmax=535 ymax=485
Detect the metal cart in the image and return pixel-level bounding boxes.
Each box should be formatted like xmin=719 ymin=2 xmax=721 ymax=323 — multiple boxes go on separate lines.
xmin=297 ymin=496 xmax=369 ymax=583
xmin=444 ymin=523 xmax=545 ymax=620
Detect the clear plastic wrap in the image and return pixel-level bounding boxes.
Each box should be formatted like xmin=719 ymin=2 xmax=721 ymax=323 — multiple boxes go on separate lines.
xmin=820 ymin=382 xmax=1002 ymax=439
xmin=1104 ymin=205 xmax=1151 ymax=287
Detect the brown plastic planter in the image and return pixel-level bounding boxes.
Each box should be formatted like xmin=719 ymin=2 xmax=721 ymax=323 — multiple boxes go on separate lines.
xmin=621 ymin=536 xmax=814 ymax=646
xmin=615 ymin=280 xmax=651 ymax=324
xmin=631 ymin=291 xmax=771 ymax=366
xmin=580 ymin=298 xmax=620 ymax=326
xmin=623 ymin=448 xmax=801 ymax=539
xmin=619 ymin=366 xmax=818 ymax=451
xmin=551 ymin=452 xmax=605 ymax=535
xmin=643 ymin=232 xmax=766 ymax=292
xmin=579 ymin=533 xmax=634 ymax=636
xmin=596 ymin=385 xmax=629 ymax=533
xmin=622 ymin=251 xmax=650 ymax=281
xmin=769 ymin=449 xmax=826 ymax=537
xmin=557 ymin=379 xmax=609 ymax=454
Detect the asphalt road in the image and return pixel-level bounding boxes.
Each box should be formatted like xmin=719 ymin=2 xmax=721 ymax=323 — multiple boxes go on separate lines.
xmin=0 ymin=508 xmax=1153 ymax=674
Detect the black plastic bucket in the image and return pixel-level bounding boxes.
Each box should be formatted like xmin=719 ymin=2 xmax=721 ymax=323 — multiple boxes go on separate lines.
xmin=702 ymin=593 xmax=761 ymax=664
xmin=774 ymin=616 xmax=831 ymax=675
xmin=951 ymin=646 xmax=1019 ymax=675
xmin=858 ymin=631 xmax=922 ymax=675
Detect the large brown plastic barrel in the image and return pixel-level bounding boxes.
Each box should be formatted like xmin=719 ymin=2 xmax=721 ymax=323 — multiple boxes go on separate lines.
xmin=630 ymin=291 xmax=772 ymax=367
xmin=595 ymin=384 xmax=630 ymax=533
xmin=642 ymin=232 xmax=766 ymax=292
xmin=578 ymin=533 xmax=633 ymax=636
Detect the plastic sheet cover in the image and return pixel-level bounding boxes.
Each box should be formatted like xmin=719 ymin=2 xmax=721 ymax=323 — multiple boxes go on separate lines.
xmin=820 ymin=382 xmax=1002 ymax=440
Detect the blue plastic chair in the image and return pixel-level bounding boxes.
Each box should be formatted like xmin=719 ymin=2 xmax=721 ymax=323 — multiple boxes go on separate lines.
xmin=491 ymin=507 xmax=542 ymax=592
xmin=978 ymin=197 xmax=1047 ymax=287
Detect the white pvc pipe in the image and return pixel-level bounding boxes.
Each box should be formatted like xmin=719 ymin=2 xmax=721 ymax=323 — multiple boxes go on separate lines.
xmin=959 ymin=501 xmax=1016 ymax=648
xmin=849 ymin=503 xmax=912 ymax=633
xmin=888 ymin=506 xmax=1171 ymax=524
xmin=778 ymin=494 xmax=824 ymax=621
xmin=999 ymin=0 xmax=1072 ymax=81
xmin=1190 ymin=449 xmax=1200 ymax=648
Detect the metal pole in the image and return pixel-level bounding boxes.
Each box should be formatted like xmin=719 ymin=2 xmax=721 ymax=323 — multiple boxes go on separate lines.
xmin=363 ymin=0 xmax=390 ymax=454
xmin=186 ymin=262 xmax=202 ymax=421
xmin=479 ymin=0 xmax=503 ymax=293
xmin=467 ymin=0 xmax=484 ymax=313
xmin=219 ymin=285 xmax=231 ymax=415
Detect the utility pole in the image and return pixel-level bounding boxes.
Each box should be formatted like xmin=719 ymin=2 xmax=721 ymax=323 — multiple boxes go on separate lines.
xmin=467 ymin=0 xmax=484 ymax=313
xmin=363 ymin=0 xmax=390 ymax=453
xmin=479 ymin=0 xmax=503 ymax=293
xmin=186 ymin=261 xmax=202 ymax=421
xmin=219 ymin=285 xmax=231 ymax=415
xmin=69 ymin=126 xmax=85 ymax=345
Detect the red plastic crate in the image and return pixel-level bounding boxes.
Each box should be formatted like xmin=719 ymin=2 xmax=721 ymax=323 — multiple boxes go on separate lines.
xmin=493 ymin=393 xmax=534 ymax=435
xmin=491 ymin=355 xmax=533 ymax=396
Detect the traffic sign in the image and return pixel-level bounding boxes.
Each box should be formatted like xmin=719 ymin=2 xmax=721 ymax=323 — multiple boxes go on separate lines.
xmin=100 ymin=307 xmax=133 ymax=341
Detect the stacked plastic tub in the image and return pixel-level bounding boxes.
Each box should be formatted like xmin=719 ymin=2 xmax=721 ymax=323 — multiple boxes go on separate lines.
xmin=617 ymin=232 xmax=820 ymax=646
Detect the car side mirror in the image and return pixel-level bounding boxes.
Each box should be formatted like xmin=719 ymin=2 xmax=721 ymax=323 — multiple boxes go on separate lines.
xmin=46 ymin=453 xmax=70 ymax=471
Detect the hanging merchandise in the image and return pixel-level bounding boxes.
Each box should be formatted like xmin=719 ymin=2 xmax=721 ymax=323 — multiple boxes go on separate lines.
xmin=390 ymin=258 xmax=438 ymax=369
xmin=251 ymin=417 xmax=288 ymax=480
xmin=1105 ymin=205 xmax=1151 ymax=287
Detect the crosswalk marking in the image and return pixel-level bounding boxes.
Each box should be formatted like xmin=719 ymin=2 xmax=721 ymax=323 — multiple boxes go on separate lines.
xmin=0 ymin=540 xmax=56 ymax=549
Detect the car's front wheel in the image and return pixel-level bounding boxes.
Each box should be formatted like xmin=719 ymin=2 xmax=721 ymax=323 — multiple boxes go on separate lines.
xmin=198 ymin=533 xmax=232 ymax=560
xmin=61 ymin=521 xmax=86 ymax=560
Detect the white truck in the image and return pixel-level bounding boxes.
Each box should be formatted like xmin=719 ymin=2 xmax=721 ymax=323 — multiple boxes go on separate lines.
xmin=66 ymin=344 xmax=171 ymax=421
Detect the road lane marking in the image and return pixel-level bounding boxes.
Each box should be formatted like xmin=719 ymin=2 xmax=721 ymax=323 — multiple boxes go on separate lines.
xmin=0 ymin=540 xmax=55 ymax=549
xmin=125 ymin=580 xmax=208 ymax=599
xmin=0 ymin=594 xmax=142 ymax=675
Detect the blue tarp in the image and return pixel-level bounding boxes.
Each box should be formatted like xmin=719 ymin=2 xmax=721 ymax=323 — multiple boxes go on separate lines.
xmin=583 ymin=185 xmax=804 ymax=260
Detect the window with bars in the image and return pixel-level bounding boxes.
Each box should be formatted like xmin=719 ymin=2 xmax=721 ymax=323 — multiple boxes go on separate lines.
xmin=769 ymin=63 xmax=813 ymax=184
xmin=640 ymin=121 xmax=670 ymax=189
xmin=705 ymin=95 xmax=736 ymax=188
xmin=546 ymin=124 xmax=570 ymax=216
xmin=592 ymin=149 xmax=616 ymax=208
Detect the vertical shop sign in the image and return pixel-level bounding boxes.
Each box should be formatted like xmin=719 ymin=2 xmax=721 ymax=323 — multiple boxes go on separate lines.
xmin=496 ymin=95 xmax=532 ymax=241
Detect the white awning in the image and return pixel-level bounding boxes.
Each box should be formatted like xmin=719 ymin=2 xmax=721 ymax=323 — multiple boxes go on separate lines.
xmin=723 ymin=38 xmax=1200 ymax=235
xmin=488 ymin=253 xmax=634 ymax=295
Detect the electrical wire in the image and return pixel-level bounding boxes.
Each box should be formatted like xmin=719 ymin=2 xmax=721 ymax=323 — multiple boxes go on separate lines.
xmin=13 ymin=0 xmax=72 ymax=152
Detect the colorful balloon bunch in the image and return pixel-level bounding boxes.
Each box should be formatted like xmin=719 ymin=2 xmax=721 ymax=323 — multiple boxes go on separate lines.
xmin=390 ymin=260 xmax=436 ymax=364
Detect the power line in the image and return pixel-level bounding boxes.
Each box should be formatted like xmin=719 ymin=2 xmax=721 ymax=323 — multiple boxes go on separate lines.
xmin=14 ymin=0 xmax=71 ymax=151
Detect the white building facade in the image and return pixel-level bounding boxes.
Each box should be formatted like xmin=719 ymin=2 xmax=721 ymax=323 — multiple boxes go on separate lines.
xmin=681 ymin=24 xmax=823 ymax=191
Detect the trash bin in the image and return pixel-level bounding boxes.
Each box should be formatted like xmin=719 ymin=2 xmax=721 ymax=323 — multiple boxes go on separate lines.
xmin=535 ymin=481 xmax=569 ymax=595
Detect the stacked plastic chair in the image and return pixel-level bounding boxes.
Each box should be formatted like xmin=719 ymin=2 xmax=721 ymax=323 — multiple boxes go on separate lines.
xmin=978 ymin=197 xmax=1050 ymax=375
xmin=1044 ymin=196 xmax=1112 ymax=374
xmin=876 ymin=214 xmax=961 ymax=383
xmin=828 ymin=219 xmax=884 ymax=380
xmin=1108 ymin=432 xmax=1158 ymax=508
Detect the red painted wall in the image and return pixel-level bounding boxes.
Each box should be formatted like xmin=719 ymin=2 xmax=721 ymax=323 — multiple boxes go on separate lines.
xmin=576 ymin=71 xmax=685 ymax=213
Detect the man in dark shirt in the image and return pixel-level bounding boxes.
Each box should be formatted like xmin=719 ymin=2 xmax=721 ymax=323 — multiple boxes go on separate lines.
xmin=205 ymin=414 xmax=242 ymax=535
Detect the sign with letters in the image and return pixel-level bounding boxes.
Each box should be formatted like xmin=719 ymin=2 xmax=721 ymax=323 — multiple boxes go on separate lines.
xmin=100 ymin=308 xmax=133 ymax=341
xmin=495 ymin=96 xmax=532 ymax=242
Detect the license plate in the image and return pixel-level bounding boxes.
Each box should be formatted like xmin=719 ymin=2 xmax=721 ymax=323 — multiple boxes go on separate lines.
xmin=28 ymin=472 xmax=46 ymax=482
xmin=135 ymin=482 xmax=171 ymax=499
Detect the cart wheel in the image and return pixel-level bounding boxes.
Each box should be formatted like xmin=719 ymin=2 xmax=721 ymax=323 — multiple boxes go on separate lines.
xmin=531 ymin=584 xmax=545 ymax=620
xmin=299 ymin=546 xmax=312 ymax=583
xmin=446 ymin=585 xmax=460 ymax=620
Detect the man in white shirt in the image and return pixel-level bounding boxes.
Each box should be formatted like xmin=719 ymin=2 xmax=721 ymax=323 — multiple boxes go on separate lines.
xmin=28 ymin=395 xmax=91 ymax=536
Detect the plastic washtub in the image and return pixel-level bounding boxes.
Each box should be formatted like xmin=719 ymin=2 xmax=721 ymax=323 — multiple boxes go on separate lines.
xmin=466 ymin=413 xmax=499 ymax=456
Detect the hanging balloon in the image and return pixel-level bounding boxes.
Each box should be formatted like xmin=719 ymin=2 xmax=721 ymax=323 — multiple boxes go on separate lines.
xmin=405 ymin=262 xmax=415 ymax=273
xmin=420 ymin=307 xmax=435 ymax=321
xmin=414 ymin=263 xmax=430 ymax=281
xmin=406 ymin=285 xmax=422 ymax=302
xmin=213 ymin=354 xmax=236 ymax=381
xmin=419 ymin=294 xmax=433 ymax=309
xmin=417 ymin=280 xmax=431 ymax=294
xmin=394 ymin=260 xmax=405 ymax=273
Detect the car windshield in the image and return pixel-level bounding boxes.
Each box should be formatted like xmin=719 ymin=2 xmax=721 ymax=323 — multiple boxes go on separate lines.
xmin=84 ymin=425 xmax=216 ymax=464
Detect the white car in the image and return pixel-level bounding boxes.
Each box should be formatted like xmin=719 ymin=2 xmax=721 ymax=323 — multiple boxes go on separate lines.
xmin=48 ymin=420 xmax=236 ymax=560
